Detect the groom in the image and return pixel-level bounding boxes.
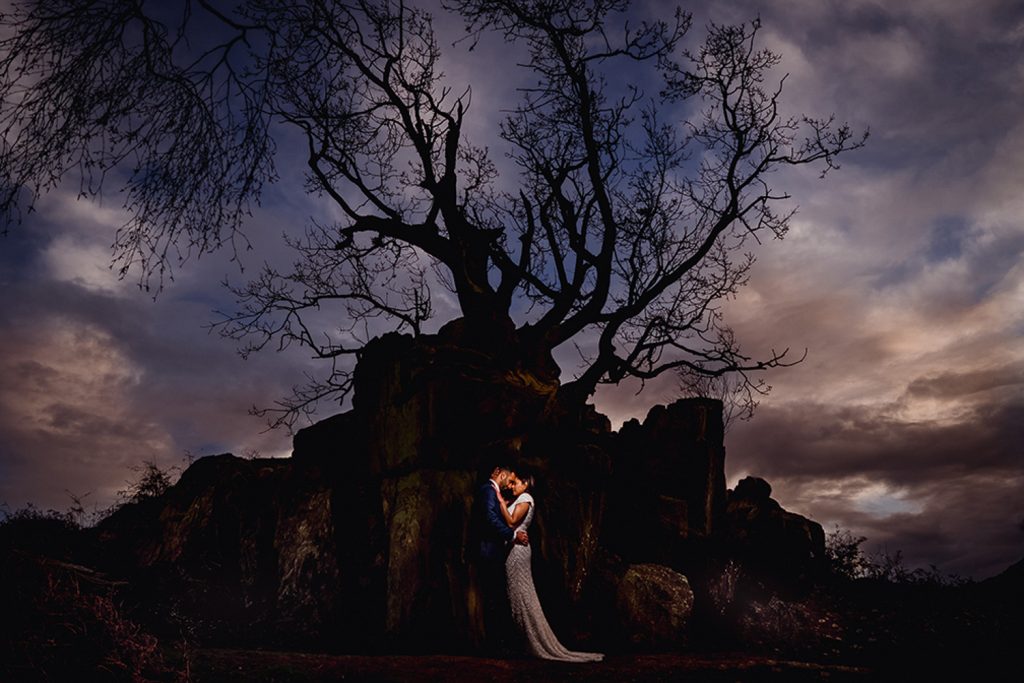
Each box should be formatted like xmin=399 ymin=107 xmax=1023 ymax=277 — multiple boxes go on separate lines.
xmin=472 ymin=463 xmax=528 ymax=654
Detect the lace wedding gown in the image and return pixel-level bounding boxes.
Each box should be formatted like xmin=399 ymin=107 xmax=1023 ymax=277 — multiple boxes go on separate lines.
xmin=505 ymin=493 xmax=604 ymax=662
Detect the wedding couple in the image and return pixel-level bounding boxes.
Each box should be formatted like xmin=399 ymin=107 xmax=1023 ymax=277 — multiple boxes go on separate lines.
xmin=473 ymin=463 xmax=603 ymax=662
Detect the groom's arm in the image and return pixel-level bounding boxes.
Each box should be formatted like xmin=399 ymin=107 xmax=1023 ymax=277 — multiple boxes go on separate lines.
xmin=484 ymin=487 xmax=515 ymax=542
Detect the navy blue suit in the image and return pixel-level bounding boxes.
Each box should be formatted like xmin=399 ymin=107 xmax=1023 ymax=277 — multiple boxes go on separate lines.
xmin=472 ymin=480 xmax=515 ymax=651
xmin=477 ymin=481 xmax=516 ymax=559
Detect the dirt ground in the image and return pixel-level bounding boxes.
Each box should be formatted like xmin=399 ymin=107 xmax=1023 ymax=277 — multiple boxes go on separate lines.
xmin=189 ymin=649 xmax=877 ymax=682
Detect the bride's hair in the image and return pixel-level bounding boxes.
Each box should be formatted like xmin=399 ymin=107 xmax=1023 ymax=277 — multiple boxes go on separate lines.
xmin=517 ymin=472 xmax=536 ymax=492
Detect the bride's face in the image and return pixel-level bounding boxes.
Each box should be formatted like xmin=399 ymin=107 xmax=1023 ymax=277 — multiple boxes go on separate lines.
xmin=511 ymin=478 xmax=529 ymax=496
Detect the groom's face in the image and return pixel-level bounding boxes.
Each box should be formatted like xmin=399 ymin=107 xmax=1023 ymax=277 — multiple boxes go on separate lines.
xmin=495 ymin=469 xmax=515 ymax=490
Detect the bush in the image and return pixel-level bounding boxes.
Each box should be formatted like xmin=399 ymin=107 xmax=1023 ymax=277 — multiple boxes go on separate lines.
xmin=824 ymin=525 xmax=969 ymax=587
xmin=824 ymin=525 xmax=872 ymax=580
xmin=117 ymin=461 xmax=179 ymax=506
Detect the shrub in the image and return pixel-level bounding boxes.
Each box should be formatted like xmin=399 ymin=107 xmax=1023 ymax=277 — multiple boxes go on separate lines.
xmin=824 ymin=525 xmax=970 ymax=587
xmin=1 ymin=525 xmax=184 ymax=680
xmin=824 ymin=525 xmax=872 ymax=580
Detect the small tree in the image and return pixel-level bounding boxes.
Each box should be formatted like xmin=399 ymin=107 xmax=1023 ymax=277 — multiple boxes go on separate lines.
xmin=117 ymin=461 xmax=177 ymax=505
xmin=1 ymin=1 xmax=865 ymax=427
xmin=824 ymin=525 xmax=872 ymax=580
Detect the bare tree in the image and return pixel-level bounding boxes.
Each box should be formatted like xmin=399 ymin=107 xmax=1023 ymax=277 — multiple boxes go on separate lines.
xmin=0 ymin=0 xmax=865 ymax=427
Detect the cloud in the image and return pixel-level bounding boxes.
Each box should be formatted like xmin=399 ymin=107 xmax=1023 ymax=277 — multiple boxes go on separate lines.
xmin=0 ymin=312 xmax=173 ymax=507
xmin=725 ymin=393 xmax=1024 ymax=578
xmin=906 ymin=367 xmax=1024 ymax=400
xmin=43 ymin=235 xmax=128 ymax=295
xmin=0 ymin=259 xmax=304 ymax=514
xmin=554 ymin=2 xmax=1024 ymax=581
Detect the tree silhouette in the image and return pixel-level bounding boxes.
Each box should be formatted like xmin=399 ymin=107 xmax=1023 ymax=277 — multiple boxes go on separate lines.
xmin=0 ymin=0 xmax=865 ymax=427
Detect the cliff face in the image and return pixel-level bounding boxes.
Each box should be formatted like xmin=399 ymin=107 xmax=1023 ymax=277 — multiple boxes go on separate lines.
xmin=604 ymin=400 xmax=727 ymax=564
xmin=92 ymin=326 xmax=825 ymax=652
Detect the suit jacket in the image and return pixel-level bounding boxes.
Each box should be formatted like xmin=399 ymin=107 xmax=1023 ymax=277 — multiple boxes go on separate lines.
xmin=472 ymin=480 xmax=515 ymax=562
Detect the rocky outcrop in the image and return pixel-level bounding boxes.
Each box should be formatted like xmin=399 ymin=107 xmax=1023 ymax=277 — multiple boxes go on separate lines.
xmin=603 ymin=398 xmax=726 ymax=570
xmin=380 ymin=469 xmax=476 ymax=649
xmin=93 ymin=454 xmax=359 ymax=647
xmin=89 ymin=326 xmax=824 ymax=653
xmin=352 ymin=327 xmax=560 ymax=474
xmin=724 ymin=476 xmax=826 ymax=594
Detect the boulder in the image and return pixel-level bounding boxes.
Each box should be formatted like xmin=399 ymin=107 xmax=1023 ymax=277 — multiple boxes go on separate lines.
xmin=615 ymin=563 xmax=694 ymax=647
xmin=733 ymin=475 xmax=772 ymax=503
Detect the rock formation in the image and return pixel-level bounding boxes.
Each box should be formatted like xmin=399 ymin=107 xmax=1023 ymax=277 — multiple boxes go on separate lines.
xmin=724 ymin=476 xmax=827 ymax=595
xmin=603 ymin=399 xmax=727 ymax=571
xmin=90 ymin=324 xmax=825 ymax=652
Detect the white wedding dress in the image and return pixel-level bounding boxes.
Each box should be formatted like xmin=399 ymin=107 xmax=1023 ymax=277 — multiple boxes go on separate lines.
xmin=505 ymin=493 xmax=604 ymax=662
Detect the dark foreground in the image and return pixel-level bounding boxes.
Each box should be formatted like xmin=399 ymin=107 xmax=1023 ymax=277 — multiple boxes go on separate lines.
xmin=4 ymin=513 xmax=1019 ymax=682
xmin=190 ymin=650 xmax=875 ymax=683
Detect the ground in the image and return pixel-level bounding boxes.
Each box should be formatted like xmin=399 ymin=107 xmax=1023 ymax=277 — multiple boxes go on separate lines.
xmin=189 ymin=650 xmax=874 ymax=682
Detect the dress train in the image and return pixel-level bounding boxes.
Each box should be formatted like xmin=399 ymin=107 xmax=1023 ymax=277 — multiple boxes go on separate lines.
xmin=505 ymin=493 xmax=603 ymax=662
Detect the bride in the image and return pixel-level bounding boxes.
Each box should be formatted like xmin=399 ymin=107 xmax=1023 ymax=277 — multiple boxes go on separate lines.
xmin=497 ymin=471 xmax=604 ymax=662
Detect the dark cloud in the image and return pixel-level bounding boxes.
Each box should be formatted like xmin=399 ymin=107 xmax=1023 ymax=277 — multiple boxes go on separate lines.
xmin=906 ymin=366 xmax=1024 ymax=399
xmin=729 ymin=397 xmax=1023 ymax=483
xmin=726 ymin=393 xmax=1024 ymax=578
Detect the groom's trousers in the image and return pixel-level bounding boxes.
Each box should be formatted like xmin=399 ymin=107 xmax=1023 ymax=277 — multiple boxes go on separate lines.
xmin=478 ymin=555 xmax=513 ymax=654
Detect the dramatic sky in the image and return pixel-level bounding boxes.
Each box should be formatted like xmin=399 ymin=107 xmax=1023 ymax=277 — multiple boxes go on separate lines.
xmin=2 ymin=0 xmax=1022 ymax=580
